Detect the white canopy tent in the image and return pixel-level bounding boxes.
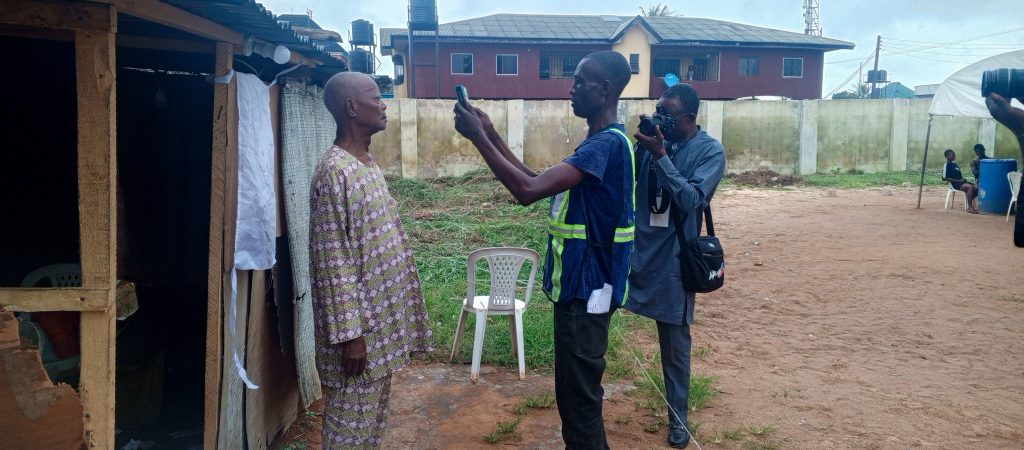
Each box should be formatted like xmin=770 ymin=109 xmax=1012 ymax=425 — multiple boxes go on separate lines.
xmin=916 ymin=49 xmax=1024 ymax=208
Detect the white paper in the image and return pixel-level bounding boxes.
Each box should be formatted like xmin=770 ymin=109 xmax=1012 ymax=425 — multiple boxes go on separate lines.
xmin=586 ymin=283 xmax=613 ymax=314
xmin=650 ymin=203 xmax=670 ymax=228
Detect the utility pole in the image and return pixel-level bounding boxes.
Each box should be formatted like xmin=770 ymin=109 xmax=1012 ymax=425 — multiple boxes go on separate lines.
xmin=870 ymin=35 xmax=881 ymax=99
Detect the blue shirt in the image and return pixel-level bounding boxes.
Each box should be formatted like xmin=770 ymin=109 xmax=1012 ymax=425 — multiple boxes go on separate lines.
xmin=543 ymin=124 xmax=635 ymax=305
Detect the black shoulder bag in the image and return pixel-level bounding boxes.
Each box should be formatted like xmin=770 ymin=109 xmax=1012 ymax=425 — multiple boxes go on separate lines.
xmin=670 ymin=205 xmax=725 ymax=293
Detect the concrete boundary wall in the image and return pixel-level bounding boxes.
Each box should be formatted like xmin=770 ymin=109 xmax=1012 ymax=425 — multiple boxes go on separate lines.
xmin=361 ymin=98 xmax=1019 ymax=178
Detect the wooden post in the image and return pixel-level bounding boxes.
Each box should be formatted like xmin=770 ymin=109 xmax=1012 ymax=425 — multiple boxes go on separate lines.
xmin=74 ymin=25 xmax=117 ymax=449
xmin=204 ymin=40 xmax=233 ymax=450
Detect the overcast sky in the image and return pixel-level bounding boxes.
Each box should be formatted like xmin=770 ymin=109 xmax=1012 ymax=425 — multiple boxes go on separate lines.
xmin=260 ymin=0 xmax=1024 ymax=97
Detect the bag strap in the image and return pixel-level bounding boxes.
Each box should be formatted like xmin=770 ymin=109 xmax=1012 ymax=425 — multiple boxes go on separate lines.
xmin=670 ymin=201 xmax=715 ymax=238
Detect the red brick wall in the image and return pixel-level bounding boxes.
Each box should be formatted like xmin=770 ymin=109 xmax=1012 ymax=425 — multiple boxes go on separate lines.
xmin=406 ymin=42 xmax=611 ymax=100
xmin=648 ymin=47 xmax=826 ymax=100
xmin=401 ymin=40 xmax=828 ymax=100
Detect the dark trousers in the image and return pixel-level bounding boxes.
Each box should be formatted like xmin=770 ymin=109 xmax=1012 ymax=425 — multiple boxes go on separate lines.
xmin=554 ymin=300 xmax=612 ymax=450
xmin=657 ymin=320 xmax=692 ymax=429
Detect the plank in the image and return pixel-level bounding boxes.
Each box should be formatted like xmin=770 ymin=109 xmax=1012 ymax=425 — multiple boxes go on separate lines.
xmin=223 ymin=76 xmax=239 ymax=271
xmin=116 ymin=34 xmax=215 ymax=54
xmin=204 ymin=40 xmax=232 ymax=450
xmin=0 ymin=288 xmax=112 ymax=312
xmin=75 ymin=27 xmax=117 ymax=450
xmin=115 ymin=0 xmax=244 ymax=45
xmin=245 ymin=270 xmax=299 ymax=449
xmin=0 ymin=0 xmax=114 ymax=32
xmin=217 ymin=270 xmax=250 ymax=450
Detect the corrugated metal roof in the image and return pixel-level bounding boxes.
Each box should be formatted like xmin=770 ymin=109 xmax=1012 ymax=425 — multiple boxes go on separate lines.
xmin=381 ymin=14 xmax=853 ymax=50
xmin=161 ymin=0 xmax=346 ymax=69
xmin=276 ymin=14 xmax=321 ymax=30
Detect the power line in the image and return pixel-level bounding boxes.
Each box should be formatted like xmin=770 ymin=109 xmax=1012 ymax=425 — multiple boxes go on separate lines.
xmin=879 ymin=44 xmax=1012 ymax=58
xmin=881 ymin=26 xmax=1024 ymax=55
xmin=825 ymin=51 xmax=875 ymax=97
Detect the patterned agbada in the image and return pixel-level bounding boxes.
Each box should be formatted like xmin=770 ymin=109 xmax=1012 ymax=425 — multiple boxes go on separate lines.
xmin=309 ymin=145 xmax=433 ymax=447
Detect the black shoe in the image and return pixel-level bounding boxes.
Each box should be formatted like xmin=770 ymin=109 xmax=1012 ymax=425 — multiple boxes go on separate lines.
xmin=668 ymin=426 xmax=690 ymax=448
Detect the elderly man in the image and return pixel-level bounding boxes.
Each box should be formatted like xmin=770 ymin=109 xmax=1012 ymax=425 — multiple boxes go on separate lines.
xmin=454 ymin=50 xmax=635 ymax=449
xmin=625 ymin=83 xmax=726 ymax=448
xmin=309 ymin=72 xmax=433 ymax=449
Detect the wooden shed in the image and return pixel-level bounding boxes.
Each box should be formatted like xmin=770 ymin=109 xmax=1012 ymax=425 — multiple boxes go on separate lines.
xmin=0 ymin=1 xmax=345 ymax=448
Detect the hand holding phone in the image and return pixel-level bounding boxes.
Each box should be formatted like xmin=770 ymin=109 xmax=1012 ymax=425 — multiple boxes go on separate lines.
xmin=455 ymin=85 xmax=470 ymax=108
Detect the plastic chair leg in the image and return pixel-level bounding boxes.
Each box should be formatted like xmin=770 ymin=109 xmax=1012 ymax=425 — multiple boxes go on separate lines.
xmin=1009 ymin=200 xmax=1017 ymax=222
xmin=449 ymin=309 xmax=470 ymax=363
xmin=945 ymin=190 xmax=954 ymax=209
xmin=514 ymin=309 xmax=526 ymax=380
xmin=470 ymin=311 xmax=487 ymax=381
xmin=507 ymin=315 xmax=518 ymax=360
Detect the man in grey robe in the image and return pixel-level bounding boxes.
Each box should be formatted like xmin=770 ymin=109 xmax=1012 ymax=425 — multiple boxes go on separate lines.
xmin=624 ymin=83 xmax=726 ymax=449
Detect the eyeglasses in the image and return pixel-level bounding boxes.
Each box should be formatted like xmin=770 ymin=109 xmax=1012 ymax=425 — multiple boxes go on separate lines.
xmin=654 ymin=106 xmax=695 ymax=122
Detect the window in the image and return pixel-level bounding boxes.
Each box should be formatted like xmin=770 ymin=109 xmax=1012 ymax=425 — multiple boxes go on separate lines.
xmin=392 ymin=54 xmax=405 ymax=85
xmin=496 ymin=54 xmax=518 ymax=75
xmin=653 ymin=58 xmax=680 ymax=78
xmin=539 ymin=52 xmax=587 ymax=79
xmin=783 ymin=57 xmax=803 ymax=78
xmin=688 ymin=58 xmax=709 ymax=81
xmin=739 ymin=57 xmax=759 ymax=77
xmin=629 ymin=53 xmax=640 ymax=74
xmin=451 ymin=53 xmax=473 ymax=75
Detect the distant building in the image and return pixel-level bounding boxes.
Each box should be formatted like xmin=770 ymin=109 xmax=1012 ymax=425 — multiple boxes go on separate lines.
xmin=381 ymin=14 xmax=853 ymax=100
xmin=914 ymin=83 xmax=940 ymax=98
xmin=879 ymin=82 xmax=915 ymax=99
xmin=277 ymin=13 xmax=349 ymax=63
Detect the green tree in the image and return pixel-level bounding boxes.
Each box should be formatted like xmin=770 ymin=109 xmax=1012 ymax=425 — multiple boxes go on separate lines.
xmin=640 ymin=4 xmax=680 ymax=17
xmin=832 ymin=84 xmax=870 ymax=99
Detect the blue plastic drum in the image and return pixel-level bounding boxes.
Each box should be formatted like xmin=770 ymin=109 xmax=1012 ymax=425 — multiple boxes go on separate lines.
xmin=977 ymin=159 xmax=1019 ymax=214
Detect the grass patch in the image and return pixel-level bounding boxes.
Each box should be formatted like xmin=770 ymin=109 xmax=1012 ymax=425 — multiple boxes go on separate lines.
xmin=523 ymin=390 xmax=555 ymax=409
xmin=631 ymin=351 xmax=719 ymax=413
xmin=802 ymin=170 xmax=944 ymax=188
xmin=483 ymin=418 xmax=521 ymax=444
xmin=693 ymin=343 xmax=713 ymax=359
xmin=615 ymin=414 xmax=632 ymax=425
xmin=391 ymin=170 xmax=650 ymax=374
xmin=280 ymin=442 xmax=311 ymax=450
xmin=747 ymin=423 xmax=777 ymax=436
xmin=709 ymin=426 xmax=746 ymax=444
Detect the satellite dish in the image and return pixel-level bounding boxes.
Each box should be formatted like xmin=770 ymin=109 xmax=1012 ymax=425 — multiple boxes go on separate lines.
xmin=664 ymin=73 xmax=679 ymax=87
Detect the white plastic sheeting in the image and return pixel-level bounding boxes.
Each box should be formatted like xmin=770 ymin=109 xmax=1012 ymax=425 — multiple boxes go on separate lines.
xmin=928 ymin=50 xmax=1024 ymax=118
xmin=235 ymin=72 xmax=278 ymax=271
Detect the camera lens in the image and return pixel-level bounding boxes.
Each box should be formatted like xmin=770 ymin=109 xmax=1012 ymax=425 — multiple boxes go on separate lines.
xmin=639 ymin=116 xmax=663 ymax=137
xmin=981 ymin=68 xmax=1024 ymax=99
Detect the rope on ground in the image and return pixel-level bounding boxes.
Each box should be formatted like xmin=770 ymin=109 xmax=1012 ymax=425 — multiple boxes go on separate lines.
xmin=614 ymin=325 xmax=704 ymax=450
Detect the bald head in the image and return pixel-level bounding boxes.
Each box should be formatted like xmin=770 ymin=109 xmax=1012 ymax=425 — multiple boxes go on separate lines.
xmin=324 ymin=71 xmax=378 ymax=123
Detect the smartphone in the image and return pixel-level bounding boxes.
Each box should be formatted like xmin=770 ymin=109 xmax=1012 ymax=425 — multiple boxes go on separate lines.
xmin=455 ymin=85 xmax=470 ymax=107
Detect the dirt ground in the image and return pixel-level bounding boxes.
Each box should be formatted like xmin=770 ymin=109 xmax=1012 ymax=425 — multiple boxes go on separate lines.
xmin=273 ymin=185 xmax=1023 ymax=449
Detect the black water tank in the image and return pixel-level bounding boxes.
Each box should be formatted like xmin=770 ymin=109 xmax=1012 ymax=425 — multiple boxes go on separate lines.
xmin=351 ymin=49 xmax=374 ymax=74
xmin=408 ymin=0 xmax=438 ymax=31
xmin=351 ymin=19 xmax=375 ymax=46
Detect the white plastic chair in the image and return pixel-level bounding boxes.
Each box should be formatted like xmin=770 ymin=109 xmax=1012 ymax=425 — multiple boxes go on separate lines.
xmin=945 ymin=183 xmax=968 ymax=211
xmin=19 ymin=264 xmax=83 ymax=381
xmin=449 ymin=247 xmax=539 ymax=381
xmin=1008 ymin=172 xmax=1022 ymax=222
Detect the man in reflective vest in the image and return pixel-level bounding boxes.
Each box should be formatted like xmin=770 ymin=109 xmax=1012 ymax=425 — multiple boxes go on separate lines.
xmin=454 ymin=50 xmax=635 ymax=449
